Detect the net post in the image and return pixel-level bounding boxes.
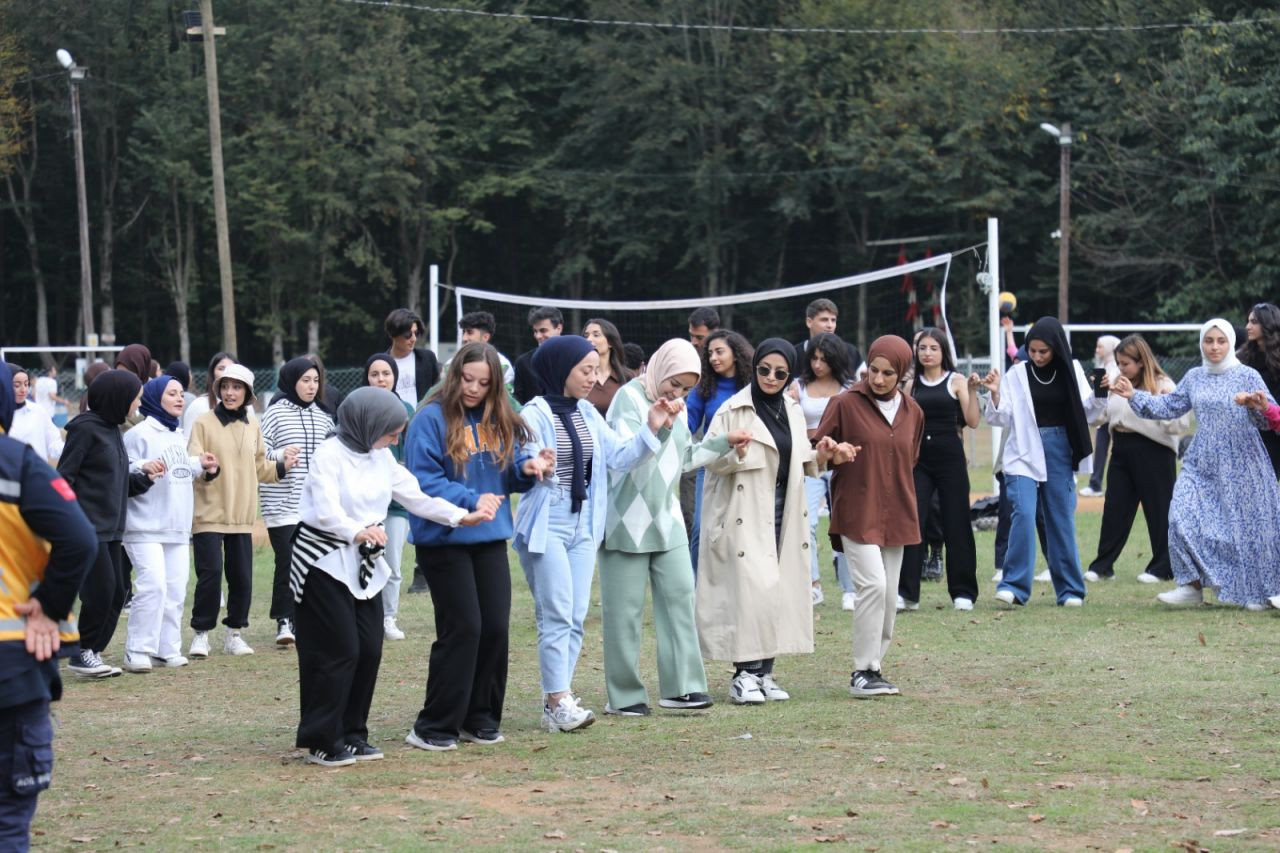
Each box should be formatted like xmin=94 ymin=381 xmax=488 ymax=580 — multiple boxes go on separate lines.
xmin=429 ymin=264 xmax=440 ymax=356
xmin=987 ymin=217 xmax=1002 ymax=493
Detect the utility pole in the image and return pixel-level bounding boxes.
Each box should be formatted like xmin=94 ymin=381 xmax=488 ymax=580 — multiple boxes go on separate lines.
xmin=1056 ymin=122 xmax=1072 ymax=323
xmin=57 ymin=49 xmax=94 ymax=344
xmin=195 ymin=0 xmax=236 ymax=354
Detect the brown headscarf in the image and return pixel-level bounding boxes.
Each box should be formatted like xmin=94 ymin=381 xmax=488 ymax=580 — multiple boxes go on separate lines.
xmin=79 ymin=361 xmax=111 ymax=413
xmin=863 ymin=335 xmax=913 ymax=399
xmin=115 ymin=343 xmax=152 ymax=384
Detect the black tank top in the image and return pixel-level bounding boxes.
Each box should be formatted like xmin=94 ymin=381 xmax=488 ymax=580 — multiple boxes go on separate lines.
xmin=912 ymin=372 xmax=962 ymax=435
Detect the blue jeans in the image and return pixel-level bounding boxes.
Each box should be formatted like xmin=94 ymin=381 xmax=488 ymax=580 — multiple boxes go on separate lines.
xmin=0 ymin=699 xmax=52 ymax=853
xmin=689 ymin=468 xmax=705 ymax=576
xmin=515 ymin=489 xmax=597 ymax=694
xmin=804 ymin=473 xmax=852 ymax=592
xmin=999 ymin=426 xmax=1087 ymax=604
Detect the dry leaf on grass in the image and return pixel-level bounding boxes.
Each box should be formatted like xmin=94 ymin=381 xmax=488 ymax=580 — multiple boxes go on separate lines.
xmin=1049 ymin=781 xmax=1075 ymax=789
xmin=929 ymin=820 xmax=952 ymax=828
xmin=1006 ymin=802 xmax=1033 ymax=809
xmin=1197 ymin=632 xmax=1206 ymax=646
xmin=948 ymin=777 xmax=968 ymax=786
xmin=1212 ymin=829 xmax=1247 ymax=837
xmin=814 ymin=835 xmax=847 ymax=843
xmin=1028 ymin=814 xmax=1045 ymax=823
xmin=543 ymin=830 xmax=566 ymax=839
xmin=1131 ymin=798 xmax=1150 ymax=815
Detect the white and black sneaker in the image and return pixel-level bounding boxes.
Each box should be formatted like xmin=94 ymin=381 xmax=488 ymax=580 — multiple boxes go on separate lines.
xmin=729 ymin=671 xmax=766 ymax=705
xmin=406 ymin=730 xmax=458 ymax=751
xmin=658 ymin=692 xmax=714 ymax=710
xmin=344 ymin=738 xmax=384 ymax=761
xmin=275 ymin=619 xmax=295 ymax=647
xmin=604 ymin=702 xmax=651 ymax=716
xmin=459 ymin=728 xmax=505 ymax=745
xmin=849 ymin=670 xmax=899 ymax=698
xmin=68 ymin=649 xmax=121 ymax=679
xmin=306 ymin=747 xmax=356 ymax=767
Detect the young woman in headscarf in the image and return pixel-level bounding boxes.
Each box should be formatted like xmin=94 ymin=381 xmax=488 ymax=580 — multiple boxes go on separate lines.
xmin=6 ymin=363 xmax=64 ymax=464
xmin=1080 ymin=334 xmax=1122 ymax=497
xmin=977 ymin=317 xmax=1107 ymax=608
xmin=187 ymin=364 xmax=292 ymax=658
xmin=361 ymin=353 xmax=415 ymax=640
xmin=121 ymin=376 xmax=219 ymax=672
xmin=600 ymin=339 xmax=752 ymax=717
xmin=289 ymin=387 xmax=491 ymax=766
xmin=513 ymin=335 xmax=678 ymax=733
xmin=113 ymin=344 xmax=153 ymax=433
xmin=259 ymin=357 xmax=334 ymax=647
xmin=814 ymin=336 xmax=921 ymax=698
xmin=1111 ymin=319 xmax=1280 ymax=609
xmin=58 ymin=370 xmax=162 ymax=678
xmin=696 ymin=339 xmax=847 ymax=705
xmin=402 ymin=343 xmax=552 ymax=751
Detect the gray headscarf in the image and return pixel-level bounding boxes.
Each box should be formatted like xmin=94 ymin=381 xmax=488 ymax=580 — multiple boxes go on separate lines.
xmin=335 ymin=387 xmax=410 ymax=453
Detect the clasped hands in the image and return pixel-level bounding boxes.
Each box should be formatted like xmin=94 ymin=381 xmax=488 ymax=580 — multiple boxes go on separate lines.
xmin=815 ymin=435 xmax=860 ymax=465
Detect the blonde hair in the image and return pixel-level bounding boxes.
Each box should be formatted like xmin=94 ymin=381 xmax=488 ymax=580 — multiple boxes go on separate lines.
xmin=428 ymin=342 xmax=531 ymax=474
xmin=1115 ymin=334 xmax=1167 ymax=394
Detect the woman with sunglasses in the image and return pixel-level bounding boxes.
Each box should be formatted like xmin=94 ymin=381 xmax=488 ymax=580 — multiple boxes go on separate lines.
xmin=696 ymin=339 xmax=846 ymax=705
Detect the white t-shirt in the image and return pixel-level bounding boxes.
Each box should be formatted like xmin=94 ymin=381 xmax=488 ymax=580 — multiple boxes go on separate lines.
xmin=394 ymin=354 xmax=417 ymax=405
xmin=34 ymin=375 xmax=58 ymax=411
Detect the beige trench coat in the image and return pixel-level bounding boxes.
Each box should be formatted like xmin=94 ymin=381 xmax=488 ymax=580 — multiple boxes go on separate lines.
xmin=695 ymin=385 xmax=818 ymax=662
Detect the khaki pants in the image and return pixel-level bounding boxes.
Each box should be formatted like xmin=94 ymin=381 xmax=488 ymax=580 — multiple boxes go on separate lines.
xmin=842 ymin=537 xmax=903 ymax=673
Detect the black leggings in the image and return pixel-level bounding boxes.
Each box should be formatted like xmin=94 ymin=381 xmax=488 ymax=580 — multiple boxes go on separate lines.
xmin=267 ymin=524 xmax=298 ymax=622
xmin=1088 ymin=432 xmax=1176 ymax=579
xmin=900 ymin=433 xmax=977 ymax=603
xmin=78 ymin=540 xmax=125 ymax=654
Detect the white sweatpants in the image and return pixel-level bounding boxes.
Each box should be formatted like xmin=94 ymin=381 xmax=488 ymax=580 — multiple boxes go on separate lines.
xmin=381 ymin=515 xmax=410 ymax=619
xmin=842 ymin=537 xmax=903 ymax=674
xmin=124 ymin=541 xmax=190 ymax=658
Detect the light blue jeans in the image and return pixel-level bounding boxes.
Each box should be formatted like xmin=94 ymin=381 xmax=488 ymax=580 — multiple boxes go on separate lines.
xmin=999 ymin=426 xmax=1087 ymax=605
xmin=689 ymin=468 xmax=705 ymax=576
xmin=515 ymin=489 xmax=598 ymax=694
xmin=805 ymin=472 xmax=853 ymax=593
xmin=381 ymin=514 xmax=410 ymax=619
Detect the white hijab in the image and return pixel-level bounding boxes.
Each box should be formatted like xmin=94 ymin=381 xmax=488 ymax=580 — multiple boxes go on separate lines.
xmin=1200 ymin=318 xmax=1241 ymax=375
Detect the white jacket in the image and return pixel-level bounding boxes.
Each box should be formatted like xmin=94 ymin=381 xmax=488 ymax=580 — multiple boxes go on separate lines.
xmin=123 ymin=417 xmax=205 ymax=543
xmin=985 ymin=360 xmax=1107 ymax=481
xmin=9 ymin=403 xmax=64 ymax=463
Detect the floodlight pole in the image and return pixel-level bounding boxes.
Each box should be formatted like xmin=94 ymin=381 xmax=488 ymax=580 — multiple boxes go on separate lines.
xmin=1056 ymin=123 xmax=1072 ymax=323
xmin=61 ymin=53 xmax=94 ymax=342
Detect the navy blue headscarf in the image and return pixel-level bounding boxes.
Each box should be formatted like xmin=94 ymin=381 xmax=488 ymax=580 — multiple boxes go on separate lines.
xmin=140 ymin=375 xmax=181 ymax=431
xmin=0 ymin=362 xmax=14 ymax=434
xmin=532 ymin=335 xmax=597 ymax=512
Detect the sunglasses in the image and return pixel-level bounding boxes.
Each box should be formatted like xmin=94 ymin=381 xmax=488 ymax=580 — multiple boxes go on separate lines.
xmin=755 ymin=365 xmax=790 ymax=381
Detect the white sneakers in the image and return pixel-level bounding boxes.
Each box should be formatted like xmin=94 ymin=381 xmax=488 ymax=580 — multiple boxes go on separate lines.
xmin=759 ymin=674 xmax=790 ymax=701
xmin=189 ymin=631 xmax=211 ymax=659
xmin=1034 ymin=570 xmax=1051 ymax=582
xmin=1270 ymin=594 xmax=1280 ymax=610
xmin=1157 ymin=584 xmax=1204 ymax=606
xmin=275 ymin=619 xmax=295 ymax=647
xmin=541 ymin=695 xmax=595 ymax=732
xmin=1078 ymin=486 xmax=1103 ymax=497
xmin=841 ymin=591 xmax=857 ymax=611
xmin=729 ymin=671 xmax=766 ymax=705
xmin=1135 ymin=572 xmax=1161 ymax=584
xmin=953 ymin=597 xmax=973 ymax=611
xmin=994 ymin=589 xmax=1017 ymax=606
xmin=383 ymin=617 xmax=406 ymax=641
xmin=123 ymin=651 xmax=153 ymax=673
xmin=895 ymin=595 xmax=919 ymax=612
xmin=1062 ymin=596 xmax=1084 ymax=607
xmin=151 ymin=654 xmax=189 ymax=668
xmin=991 ymin=570 xmax=1003 ymax=583
xmin=811 ymin=585 xmax=824 ymax=605
xmin=223 ymin=629 xmax=254 ymax=655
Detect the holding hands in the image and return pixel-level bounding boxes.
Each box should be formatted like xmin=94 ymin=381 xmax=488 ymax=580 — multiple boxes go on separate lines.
xmin=354 ymin=524 xmax=388 ymax=547
xmin=1110 ymin=375 xmax=1135 ymax=399
xmin=972 ymin=370 xmax=1001 ymax=405
xmin=476 ymin=493 xmax=506 ymax=517
xmin=523 ymin=448 xmax=556 ymax=481
xmin=1234 ymin=390 xmax=1270 ymax=412
xmin=646 ymin=397 xmax=685 ymax=433
xmin=200 ymin=452 xmax=219 ymax=475
xmin=727 ymin=428 xmax=753 ymax=460
xmin=815 ymin=435 xmax=860 ymax=466
xmin=282 ymin=445 xmax=301 ymax=471
xmin=141 ymin=458 xmax=166 ymax=480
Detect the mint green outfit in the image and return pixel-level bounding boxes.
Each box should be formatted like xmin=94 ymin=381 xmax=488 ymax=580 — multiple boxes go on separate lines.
xmin=600 ymin=379 xmax=733 ymax=709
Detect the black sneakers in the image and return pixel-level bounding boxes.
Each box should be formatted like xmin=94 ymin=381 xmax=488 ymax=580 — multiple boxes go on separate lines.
xmin=459 ymin=728 xmax=506 ymax=745
xmin=604 ymin=702 xmax=651 ymax=716
xmin=306 ymin=747 xmax=356 ymax=767
xmin=658 ymin=692 xmax=714 ymax=710
xmin=344 ymin=739 xmax=384 ymax=761
xmin=849 ymin=670 xmax=900 ymax=698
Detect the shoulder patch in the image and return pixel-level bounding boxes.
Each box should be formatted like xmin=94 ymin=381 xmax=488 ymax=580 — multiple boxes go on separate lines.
xmin=50 ymin=477 xmax=77 ymax=502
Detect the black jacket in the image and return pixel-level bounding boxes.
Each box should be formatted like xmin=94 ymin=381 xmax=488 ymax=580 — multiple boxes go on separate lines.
xmin=513 ymin=349 xmax=539 ymax=405
xmin=384 ymin=347 xmax=441 ymax=405
xmin=57 ymin=411 xmax=154 ymax=541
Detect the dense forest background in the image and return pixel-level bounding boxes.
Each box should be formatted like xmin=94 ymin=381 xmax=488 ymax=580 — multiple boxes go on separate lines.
xmin=1 ymin=1 xmax=1277 ymax=368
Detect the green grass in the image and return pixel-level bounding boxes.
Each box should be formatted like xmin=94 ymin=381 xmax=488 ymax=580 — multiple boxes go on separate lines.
xmin=36 ymin=504 xmax=1280 ymax=851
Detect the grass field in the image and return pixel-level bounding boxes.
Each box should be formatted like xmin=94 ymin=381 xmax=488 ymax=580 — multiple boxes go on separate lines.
xmin=35 ymin=492 xmax=1280 ymax=851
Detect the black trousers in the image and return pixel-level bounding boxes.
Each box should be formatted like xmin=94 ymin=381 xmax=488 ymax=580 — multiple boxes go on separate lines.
xmin=190 ymin=532 xmax=253 ymax=631
xmin=994 ymin=471 xmax=1048 ymax=569
xmin=1088 ymin=432 xmax=1176 ymax=579
xmin=77 ymin=540 xmax=125 ymax=654
xmin=1087 ymin=425 xmax=1111 ymax=491
xmin=413 ymin=541 xmax=511 ymax=740
xmin=267 ymin=524 xmax=298 ymax=622
xmin=295 ymin=568 xmax=384 ymax=754
xmin=900 ymin=433 xmax=978 ymax=603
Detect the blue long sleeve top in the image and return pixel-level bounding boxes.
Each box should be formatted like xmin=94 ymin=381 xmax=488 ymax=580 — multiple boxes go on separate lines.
xmin=404 ymin=401 xmax=536 ymax=547
xmin=686 ymin=376 xmax=741 ymax=436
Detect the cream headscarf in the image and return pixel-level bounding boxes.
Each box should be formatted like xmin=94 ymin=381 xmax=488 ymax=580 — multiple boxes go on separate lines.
xmin=1200 ymin=318 xmax=1241 ymax=375
xmin=642 ymin=339 xmax=702 ymax=402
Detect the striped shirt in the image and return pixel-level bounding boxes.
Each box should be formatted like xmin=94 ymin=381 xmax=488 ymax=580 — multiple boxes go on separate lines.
xmin=553 ymin=410 xmax=594 ymax=491
xmin=258 ymin=400 xmax=334 ymax=526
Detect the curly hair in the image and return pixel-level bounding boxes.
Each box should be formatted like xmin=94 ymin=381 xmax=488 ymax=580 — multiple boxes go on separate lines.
xmin=696 ymin=330 xmax=754 ymax=399
xmin=427 ymin=342 xmax=531 ymax=475
xmin=1238 ymin=302 xmax=1280 ymax=384
xmin=800 ymin=332 xmax=856 ymax=387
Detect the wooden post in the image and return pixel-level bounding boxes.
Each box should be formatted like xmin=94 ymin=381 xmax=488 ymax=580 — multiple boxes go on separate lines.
xmin=68 ymin=73 xmax=94 ymax=341
xmin=200 ymin=0 xmax=236 ymax=354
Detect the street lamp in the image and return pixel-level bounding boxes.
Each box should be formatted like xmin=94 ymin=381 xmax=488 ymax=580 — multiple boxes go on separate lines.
xmin=58 ymin=48 xmax=95 ymax=344
xmin=1040 ymin=121 xmax=1073 ymax=322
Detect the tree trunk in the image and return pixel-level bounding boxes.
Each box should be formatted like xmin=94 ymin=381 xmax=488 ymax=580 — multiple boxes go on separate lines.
xmin=306 ymin=318 xmax=320 ymax=357
xmin=97 ymin=124 xmax=117 ymax=343
xmin=4 ymin=113 xmax=52 ymax=361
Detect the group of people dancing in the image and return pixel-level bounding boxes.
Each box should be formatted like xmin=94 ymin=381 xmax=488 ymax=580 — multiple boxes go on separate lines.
xmin=6 ymin=301 xmax=1280 ymax=778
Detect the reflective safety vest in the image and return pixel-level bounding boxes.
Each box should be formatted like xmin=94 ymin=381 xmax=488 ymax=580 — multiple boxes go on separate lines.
xmin=0 ymin=443 xmax=81 ymax=646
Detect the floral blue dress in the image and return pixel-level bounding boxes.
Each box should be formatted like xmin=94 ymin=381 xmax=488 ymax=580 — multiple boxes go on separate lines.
xmin=1129 ymin=365 xmax=1280 ymax=606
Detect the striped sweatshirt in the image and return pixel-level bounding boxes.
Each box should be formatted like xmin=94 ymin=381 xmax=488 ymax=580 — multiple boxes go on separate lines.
xmin=258 ymin=399 xmax=334 ymax=527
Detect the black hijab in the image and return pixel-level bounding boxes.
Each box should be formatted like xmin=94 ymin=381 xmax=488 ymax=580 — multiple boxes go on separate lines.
xmin=1025 ymin=316 xmax=1092 ymax=468
xmin=276 ymin=357 xmax=320 ymax=408
xmin=532 ymin=335 xmax=597 ymax=512
xmin=165 ymin=361 xmax=192 ymax=391
xmin=5 ymin=363 xmax=27 ymax=410
xmin=360 ymin=353 xmax=399 ymax=388
xmin=87 ymin=369 xmax=143 ymax=426
xmin=751 ymin=337 xmax=797 ymax=490
xmin=0 ymin=362 xmax=13 ymax=433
